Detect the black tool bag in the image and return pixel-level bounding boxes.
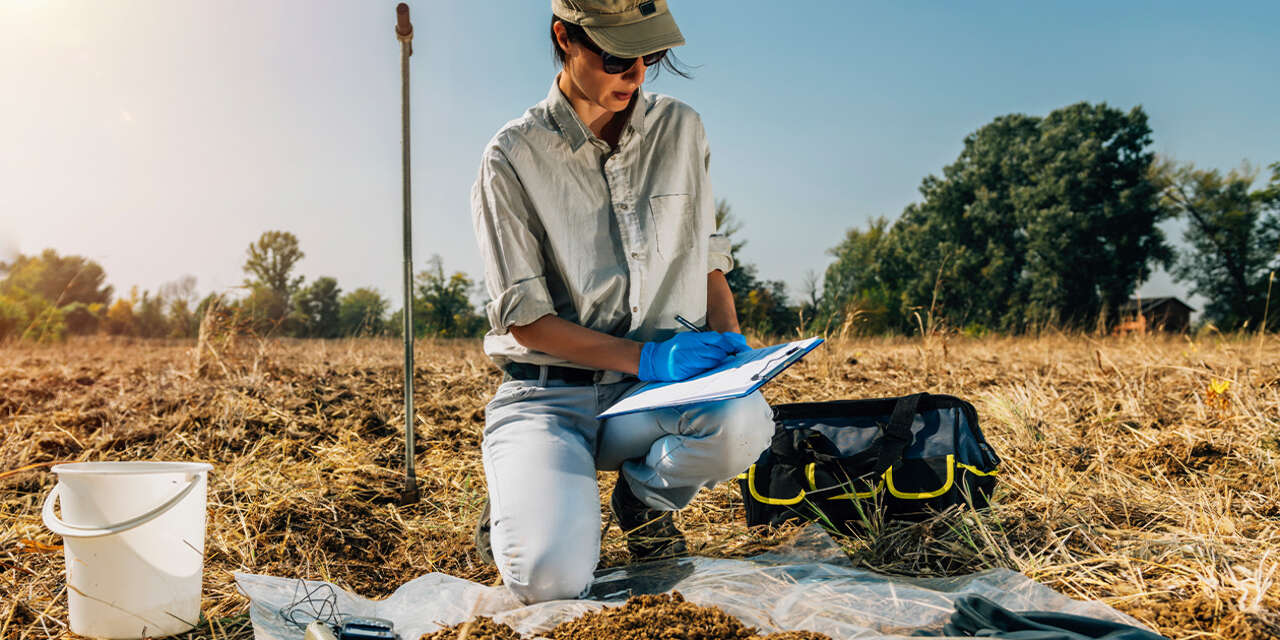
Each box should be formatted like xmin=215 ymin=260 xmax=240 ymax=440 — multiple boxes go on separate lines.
xmin=738 ymin=393 xmax=1001 ymax=532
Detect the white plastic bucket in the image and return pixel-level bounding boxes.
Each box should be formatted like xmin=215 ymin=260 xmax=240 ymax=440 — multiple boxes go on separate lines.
xmin=41 ymin=461 xmax=213 ymax=639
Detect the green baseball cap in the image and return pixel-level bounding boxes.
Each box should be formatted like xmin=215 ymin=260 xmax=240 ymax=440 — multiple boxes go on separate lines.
xmin=552 ymin=0 xmax=686 ymax=58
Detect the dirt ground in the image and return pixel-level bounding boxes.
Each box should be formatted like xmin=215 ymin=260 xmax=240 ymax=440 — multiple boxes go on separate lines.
xmin=2 ymin=333 xmax=1279 ymax=639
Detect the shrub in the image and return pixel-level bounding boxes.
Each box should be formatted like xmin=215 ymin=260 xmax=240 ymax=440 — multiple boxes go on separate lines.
xmin=21 ymin=305 xmax=66 ymax=343
xmin=62 ymin=302 xmax=104 ymax=335
xmin=0 ymin=294 xmax=25 ymax=340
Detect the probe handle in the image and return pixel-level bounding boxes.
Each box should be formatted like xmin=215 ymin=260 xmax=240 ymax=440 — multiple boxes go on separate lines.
xmin=395 ymin=3 xmax=413 ymax=39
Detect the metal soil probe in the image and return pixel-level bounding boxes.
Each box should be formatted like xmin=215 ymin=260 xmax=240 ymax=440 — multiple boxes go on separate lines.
xmin=395 ymin=3 xmax=419 ymax=505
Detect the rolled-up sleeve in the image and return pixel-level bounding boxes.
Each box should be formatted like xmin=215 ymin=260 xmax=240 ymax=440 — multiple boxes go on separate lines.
xmin=708 ymin=232 xmax=734 ymax=274
xmin=471 ymin=145 xmax=556 ymax=335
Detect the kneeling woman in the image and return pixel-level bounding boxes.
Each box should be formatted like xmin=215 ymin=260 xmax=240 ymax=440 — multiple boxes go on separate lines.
xmin=470 ymin=0 xmax=774 ymax=604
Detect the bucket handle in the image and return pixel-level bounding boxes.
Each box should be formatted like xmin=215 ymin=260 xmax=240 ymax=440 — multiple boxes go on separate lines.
xmin=42 ymin=473 xmax=203 ymax=539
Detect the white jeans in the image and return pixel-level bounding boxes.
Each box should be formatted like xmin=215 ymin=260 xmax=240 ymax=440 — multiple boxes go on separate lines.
xmin=481 ymin=374 xmax=774 ymax=604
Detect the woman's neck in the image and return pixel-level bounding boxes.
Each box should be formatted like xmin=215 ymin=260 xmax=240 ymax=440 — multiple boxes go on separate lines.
xmin=557 ymin=72 xmax=629 ymax=148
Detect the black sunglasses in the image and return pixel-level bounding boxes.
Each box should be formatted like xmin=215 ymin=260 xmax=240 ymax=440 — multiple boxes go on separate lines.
xmin=576 ymin=34 xmax=667 ymax=74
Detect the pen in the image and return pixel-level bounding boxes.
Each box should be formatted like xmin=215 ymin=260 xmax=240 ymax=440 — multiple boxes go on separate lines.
xmin=674 ymin=314 xmax=704 ymax=333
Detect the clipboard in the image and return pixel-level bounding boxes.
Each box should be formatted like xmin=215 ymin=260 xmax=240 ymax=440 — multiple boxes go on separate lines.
xmin=597 ymin=336 xmax=825 ymax=419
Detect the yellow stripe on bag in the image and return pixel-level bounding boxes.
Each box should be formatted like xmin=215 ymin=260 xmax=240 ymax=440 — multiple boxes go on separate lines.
xmin=956 ymin=461 xmax=999 ymax=477
xmin=884 ymin=454 xmax=954 ymax=499
xmin=738 ymin=464 xmax=806 ymax=505
xmin=806 ymin=462 xmax=882 ymax=499
xmin=739 ymin=456 xmax=999 ymax=505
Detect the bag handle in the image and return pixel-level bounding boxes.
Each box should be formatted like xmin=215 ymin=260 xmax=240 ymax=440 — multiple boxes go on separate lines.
xmin=873 ymin=393 xmax=925 ymax=475
xmin=42 ymin=474 xmax=202 ymax=539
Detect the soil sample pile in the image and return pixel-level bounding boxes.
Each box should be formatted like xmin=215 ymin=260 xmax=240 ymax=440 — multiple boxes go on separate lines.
xmin=418 ymin=592 xmax=832 ymax=640
xmin=421 ymin=616 xmax=520 ymax=640
xmin=543 ymin=592 xmax=832 ymax=640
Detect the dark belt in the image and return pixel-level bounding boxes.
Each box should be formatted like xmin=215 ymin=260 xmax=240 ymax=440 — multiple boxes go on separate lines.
xmin=502 ymin=362 xmax=601 ymax=385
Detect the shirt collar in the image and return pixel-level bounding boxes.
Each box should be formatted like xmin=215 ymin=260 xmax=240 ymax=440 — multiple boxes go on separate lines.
xmin=626 ymin=86 xmax=648 ymax=139
xmin=547 ymin=75 xmax=648 ymax=152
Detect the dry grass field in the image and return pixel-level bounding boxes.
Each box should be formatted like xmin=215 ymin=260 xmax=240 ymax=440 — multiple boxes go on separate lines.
xmin=2 ymin=332 xmax=1278 ymax=639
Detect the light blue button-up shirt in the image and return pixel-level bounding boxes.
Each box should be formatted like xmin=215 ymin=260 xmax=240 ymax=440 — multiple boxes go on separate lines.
xmin=471 ymin=78 xmax=733 ymax=372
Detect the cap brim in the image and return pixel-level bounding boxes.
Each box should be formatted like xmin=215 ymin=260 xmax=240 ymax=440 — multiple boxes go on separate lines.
xmin=582 ymin=10 xmax=685 ymax=58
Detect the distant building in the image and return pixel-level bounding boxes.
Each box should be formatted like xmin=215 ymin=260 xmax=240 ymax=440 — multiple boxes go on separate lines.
xmin=1116 ymin=297 xmax=1195 ymax=333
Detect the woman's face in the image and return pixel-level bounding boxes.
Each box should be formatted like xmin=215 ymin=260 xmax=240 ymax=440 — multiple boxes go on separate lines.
xmin=554 ymin=22 xmax=647 ymax=113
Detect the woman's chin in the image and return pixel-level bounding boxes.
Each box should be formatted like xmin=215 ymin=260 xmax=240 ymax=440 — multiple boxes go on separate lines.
xmin=598 ymin=92 xmax=632 ymax=112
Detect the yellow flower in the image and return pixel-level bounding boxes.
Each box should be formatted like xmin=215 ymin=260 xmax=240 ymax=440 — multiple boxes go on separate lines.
xmin=1204 ymin=379 xmax=1231 ymax=412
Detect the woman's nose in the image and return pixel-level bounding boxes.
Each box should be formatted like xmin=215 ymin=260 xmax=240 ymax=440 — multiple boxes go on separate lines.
xmin=622 ymin=57 xmax=646 ymax=82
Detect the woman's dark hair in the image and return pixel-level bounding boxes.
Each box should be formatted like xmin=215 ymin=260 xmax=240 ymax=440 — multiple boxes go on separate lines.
xmin=550 ymin=17 xmax=692 ymax=79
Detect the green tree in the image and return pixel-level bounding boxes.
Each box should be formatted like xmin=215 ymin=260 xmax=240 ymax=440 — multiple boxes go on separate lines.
xmin=339 ymin=287 xmax=389 ymax=336
xmin=166 ymin=299 xmax=199 ymax=338
xmin=1159 ymin=160 xmax=1280 ymax=330
xmin=392 ymin=255 xmax=485 ymax=338
xmin=867 ymin=102 xmax=1170 ymax=332
xmin=105 ymin=297 xmax=136 ymax=335
xmin=819 ymin=216 xmax=901 ymax=334
xmin=159 ymin=276 xmax=199 ymax=338
xmin=0 ymin=249 xmax=113 ymax=308
xmin=0 ymin=249 xmax=112 ymax=339
xmin=0 ymin=295 xmax=24 ymax=340
xmin=293 ymin=276 xmax=342 ymax=338
xmin=0 ymin=287 xmax=68 ymax=342
xmin=239 ymin=285 xmax=291 ymax=334
xmin=1020 ymin=104 xmax=1171 ymax=326
xmin=134 ymin=290 xmax=169 ymax=338
xmin=61 ymin=302 xmax=105 ymax=335
xmin=0 ymin=288 xmax=57 ymax=341
xmin=243 ymin=231 xmax=305 ymax=302
xmin=22 ymin=305 xmax=65 ymax=343
xmin=735 ymin=279 xmax=796 ymax=336
xmin=418 ymin=255 xmax=484 ymax=337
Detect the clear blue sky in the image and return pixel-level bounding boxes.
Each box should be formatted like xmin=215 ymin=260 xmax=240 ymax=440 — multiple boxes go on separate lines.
xmin=3 ymin=1 xmax=1277 ymax=312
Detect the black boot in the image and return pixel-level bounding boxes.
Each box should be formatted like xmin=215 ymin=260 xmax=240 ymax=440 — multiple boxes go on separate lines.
xmin=474 ymin=498 xmax=494 ymax=567
xmin=610 ymin=477 xmax=688 ymax=562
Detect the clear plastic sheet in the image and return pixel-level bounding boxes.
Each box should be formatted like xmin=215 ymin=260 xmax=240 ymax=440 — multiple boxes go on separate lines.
xmin=235 ymin=526 xmax=1147 ymax=639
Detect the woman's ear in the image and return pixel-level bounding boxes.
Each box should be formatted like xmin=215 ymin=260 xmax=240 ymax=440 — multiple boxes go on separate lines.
xmin=552 ymin=20 xmax=572 ymax=58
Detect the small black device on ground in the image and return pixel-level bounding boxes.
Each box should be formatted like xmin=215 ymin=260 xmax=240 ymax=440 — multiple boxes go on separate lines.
xmin=338 ymin=617 xmax=397 ymax=640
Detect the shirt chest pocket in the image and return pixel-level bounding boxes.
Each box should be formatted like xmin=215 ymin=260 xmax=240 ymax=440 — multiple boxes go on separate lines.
xmin=648 ymin=194 xmax=697 ymax=260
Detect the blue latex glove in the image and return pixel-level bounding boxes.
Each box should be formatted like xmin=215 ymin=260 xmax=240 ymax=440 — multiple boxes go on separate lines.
xmin=638 ymin=331 xmax=751 ymax=382
xmin=722 ymin=331 xmax=750 ymax=354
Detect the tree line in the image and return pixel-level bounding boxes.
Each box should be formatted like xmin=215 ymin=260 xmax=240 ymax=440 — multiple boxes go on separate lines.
xmin=230 ymin=230 xmax=486 ymax=339
xmin=3 ymin=100 xmax=1276 ymax=342
xmin=811 ymin=103 xmax=1278 ymax=335
xmin=697 ymin=103 xmax=1278 ymax=337
xmin=0 ymin=232 xmax=486 ymax=342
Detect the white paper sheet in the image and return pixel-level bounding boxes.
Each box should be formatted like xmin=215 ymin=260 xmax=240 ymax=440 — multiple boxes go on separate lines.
xmin=598 ymin=336 xmax=824 ymax=419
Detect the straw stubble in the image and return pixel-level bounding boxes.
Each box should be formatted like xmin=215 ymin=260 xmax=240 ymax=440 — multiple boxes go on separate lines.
xmin=0 ymin=332 xmax=1277 ymax=639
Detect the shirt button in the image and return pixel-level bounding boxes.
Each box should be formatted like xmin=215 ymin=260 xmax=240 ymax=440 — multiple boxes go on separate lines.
xmin=618 ymin=202 xmax=630 ymax=211
xmin=630 ymin=251 xmax=639 ymax=258
xmin=632 ymin=306 xmax=639 ymax=312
